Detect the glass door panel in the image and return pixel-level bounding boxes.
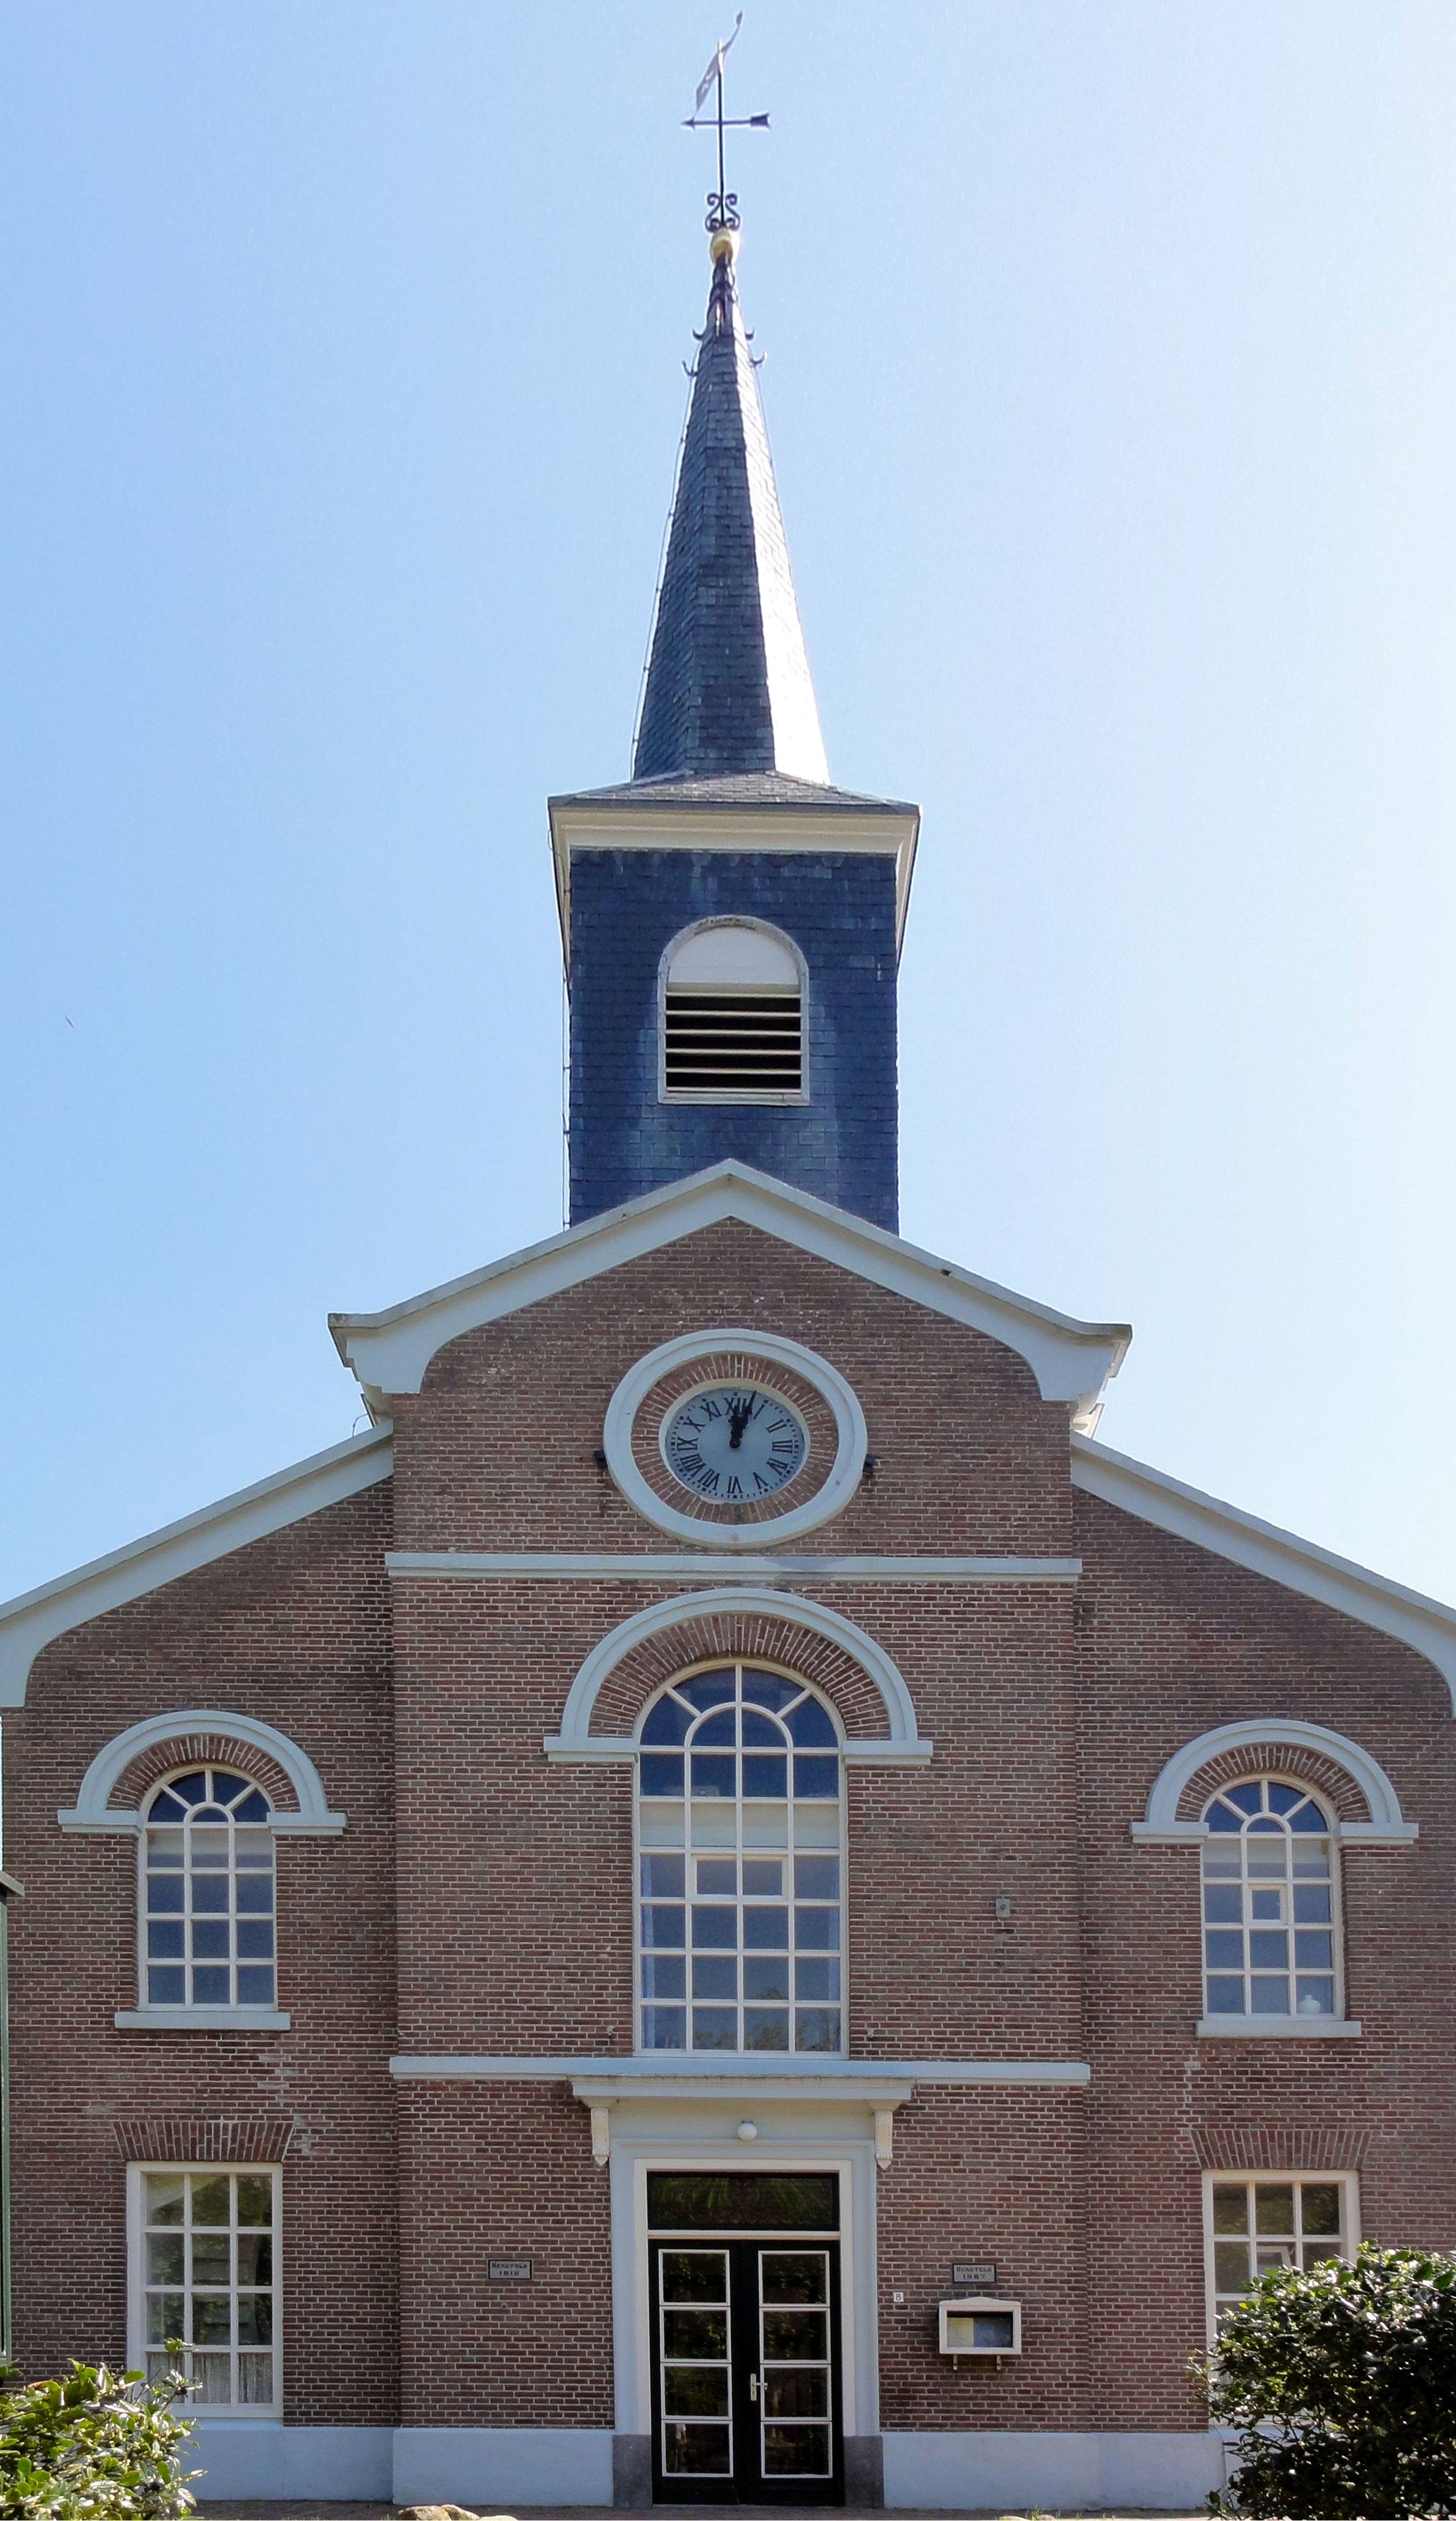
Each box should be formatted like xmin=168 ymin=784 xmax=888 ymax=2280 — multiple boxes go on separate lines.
xmin=649 ymin=2231 xmax=843 ymax=2504
xmin=659 ymin=2251 xmax=732 ymax=2479
xmin=759 ymin=2250 xmax=832 ymax=2478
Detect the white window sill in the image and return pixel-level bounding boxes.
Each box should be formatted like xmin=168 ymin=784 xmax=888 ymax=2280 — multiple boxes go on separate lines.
xmin=114 ymin=2007 xmax=290 ymax=2032
xmin=1196 ymin=2015 xmax=1360 ymax=2039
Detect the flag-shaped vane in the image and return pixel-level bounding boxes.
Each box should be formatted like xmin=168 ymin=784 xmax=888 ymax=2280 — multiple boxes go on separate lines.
xmin=684 ymin=12 xmax=767 ymax=237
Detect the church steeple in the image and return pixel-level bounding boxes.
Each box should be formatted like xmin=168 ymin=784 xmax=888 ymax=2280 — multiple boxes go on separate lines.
xmin=549 ymin=215 xmax=919 ymax=1235
xmin=633 ymin=237 xmax=829 ymax=787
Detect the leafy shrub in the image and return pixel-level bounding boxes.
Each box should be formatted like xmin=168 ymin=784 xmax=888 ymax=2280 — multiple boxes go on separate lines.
xmin=0 ymin=2359 xmax=197 ymax=2521
xmin=1198 ymin=2241 xmax=1456 ymax=2517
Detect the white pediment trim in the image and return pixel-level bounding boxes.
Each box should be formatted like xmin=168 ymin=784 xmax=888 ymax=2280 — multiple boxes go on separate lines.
xmin=1072 ymin=1435 xmax=1456 ymax=1712
xmin=0 ymin=1429 xmax=392 ymax=1708
xmin=1132 ymin=1718 xmax=1416 ymax=1846
xmin=543 ymin=1585 xmax=931 ymax=1765
xmin=330 ymin=1160 xmax=1130 ymax=1425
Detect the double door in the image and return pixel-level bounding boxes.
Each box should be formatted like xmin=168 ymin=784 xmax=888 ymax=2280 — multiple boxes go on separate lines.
xmin=650 ymin=2234 xmax=843 ymax=2504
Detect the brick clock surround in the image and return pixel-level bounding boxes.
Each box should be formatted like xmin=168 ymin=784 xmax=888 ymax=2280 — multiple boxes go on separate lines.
xmin=5 ymin=225 xmax=1456 ymax=2516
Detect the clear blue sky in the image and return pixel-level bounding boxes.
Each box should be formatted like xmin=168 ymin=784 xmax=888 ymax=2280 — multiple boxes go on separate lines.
xmin=3 ymin=2 xmax=1454 ymax=1608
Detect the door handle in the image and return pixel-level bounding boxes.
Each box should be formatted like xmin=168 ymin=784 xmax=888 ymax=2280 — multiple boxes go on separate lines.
xmin=749 ymin=2374 xmax=759 ymax=2402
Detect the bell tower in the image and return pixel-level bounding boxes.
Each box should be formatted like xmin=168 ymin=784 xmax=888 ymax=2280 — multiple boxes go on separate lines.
xmin=551 ymin=229 xmax=918 ymax=1233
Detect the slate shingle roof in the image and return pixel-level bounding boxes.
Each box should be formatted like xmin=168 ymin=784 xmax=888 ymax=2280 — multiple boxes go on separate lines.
xmin=632 ymin=249 xmax=830 ymax=787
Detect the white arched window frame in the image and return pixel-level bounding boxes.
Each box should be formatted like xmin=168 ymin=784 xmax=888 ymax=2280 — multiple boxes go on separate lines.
xmin=658 ymin=918 xmax=809 ymax=1107
xmin=635 ymin=1661 xmax=845 ymax=2057
xmin=139 ymin=1766 xmax=278 ymax=2014
xmin=57 ymin=1708 xmax=345 ymax=2032
xmin=1200 ymin=1776 xmax=1343 ymax=2026
xmin=1132 ymin=1721 xmax=1421 ymax=2040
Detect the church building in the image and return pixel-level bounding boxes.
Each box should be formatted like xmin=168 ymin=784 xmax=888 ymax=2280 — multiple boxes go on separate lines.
xmin=4 ymin=202 xmax=1456 ymax=2517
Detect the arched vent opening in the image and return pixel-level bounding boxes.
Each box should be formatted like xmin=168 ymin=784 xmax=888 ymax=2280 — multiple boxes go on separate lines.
xmin=663 ymin=925 xmax=803 ymax=1100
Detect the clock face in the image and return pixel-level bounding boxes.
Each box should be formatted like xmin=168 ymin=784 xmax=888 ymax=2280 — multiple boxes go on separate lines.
xmin=661 ymin=1385 xmax=809 ymax=1506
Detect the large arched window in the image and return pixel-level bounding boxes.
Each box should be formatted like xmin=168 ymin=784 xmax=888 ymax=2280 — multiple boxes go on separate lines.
xmin=637 ymin=1664 xmax=841 ymax=2056
xmin=142 ymin=1768 xmax=276 ymax=2009
xmin=1201 ymin=1778 xmax=1338 ymax=2020
xmin=660 ymin=922 xmax=805 ymax=1102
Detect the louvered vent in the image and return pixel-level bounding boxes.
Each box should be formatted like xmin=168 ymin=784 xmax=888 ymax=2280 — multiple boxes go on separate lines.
xmin=664 ymin=988 xmax=802 ymax=1097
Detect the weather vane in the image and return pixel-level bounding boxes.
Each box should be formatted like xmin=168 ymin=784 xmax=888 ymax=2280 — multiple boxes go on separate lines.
xmin=683 ymin=13 xmax=768 ymax=238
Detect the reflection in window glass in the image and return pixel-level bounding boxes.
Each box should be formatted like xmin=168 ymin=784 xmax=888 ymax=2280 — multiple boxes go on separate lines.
xmin=1207 ymin=2176 xmax=1351 ymax=2329
xmin=140 ymin=2168 xmax=277 ymax=2407
xmin=1201 ymin=1778 xmax=1336 ymax=2019
xmin=639 ymin=1668 xmax=841 ymax=2056
xmin=144 ymin=1769 xmax=275 ymax=2008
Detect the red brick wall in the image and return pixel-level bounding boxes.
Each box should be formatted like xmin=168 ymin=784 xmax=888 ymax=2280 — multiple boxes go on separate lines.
xmin=395 ymin=2083 xmax=612 ymax=2427
xmin=1073 ymin=1485 xmax=1456 ymax=2429
xmin=10 ymin=1214 xmax=1456 ymax=2448
xmin=5 ymin=1482 xmax=398 ymax=2423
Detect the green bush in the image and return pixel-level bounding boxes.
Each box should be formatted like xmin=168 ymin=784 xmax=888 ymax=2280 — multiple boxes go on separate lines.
xmin=1198 ymin=2241 xmax=1456 ymax=2517
xmin=0 ymin=2359 xmax=198 ymax=2521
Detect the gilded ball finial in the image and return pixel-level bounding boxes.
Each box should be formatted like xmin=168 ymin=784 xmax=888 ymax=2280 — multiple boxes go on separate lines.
xmin=709 ymin=226 xmax=739 ymax=264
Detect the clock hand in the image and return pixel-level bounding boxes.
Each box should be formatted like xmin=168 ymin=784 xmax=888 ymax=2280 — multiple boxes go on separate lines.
xmin=727 ymin=1394 xmax=755 ymax=1451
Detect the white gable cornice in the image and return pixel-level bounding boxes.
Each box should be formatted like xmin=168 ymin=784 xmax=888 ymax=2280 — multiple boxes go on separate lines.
xmin=0 ymin=1428 xmax=393 ymax=1707
xmin=329 ymin=1161 xmax=1130 ymax=1425
xmin=1071 ymin=1434 xmax=1456 ymax=1709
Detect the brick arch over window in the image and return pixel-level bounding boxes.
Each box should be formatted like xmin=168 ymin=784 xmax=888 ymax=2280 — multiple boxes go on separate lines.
xmin=1131 ymin=1718 xmax=1416 ymax=1846
xmin=58 ymin=1709 xmax=346 ymax=1836
xmin=116 ymin=1732 xmax=297 ymax=1814
xmin=1177 ymin=1743 xmax=1368 ymax=1826
xmin=544 ymin=1587 xmax=931 ymax=1768
xmin=594 ymin=1606 xmax=884 ymax=1740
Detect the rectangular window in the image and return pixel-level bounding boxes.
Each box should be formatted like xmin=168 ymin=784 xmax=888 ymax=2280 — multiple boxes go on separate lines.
xmin=1203 ymin=2172 xmax=1358 ymax=2339
xmin=128 ymin=2165 xmax=280 ymax=2413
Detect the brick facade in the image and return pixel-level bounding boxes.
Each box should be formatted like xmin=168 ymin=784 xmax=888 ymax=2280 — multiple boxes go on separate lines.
xmin=5 ymin=1209 xmax=1452 ymax=2493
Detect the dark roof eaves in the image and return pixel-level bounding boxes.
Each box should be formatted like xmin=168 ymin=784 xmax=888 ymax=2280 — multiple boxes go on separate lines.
xmin=549 ymin=780 xmax=919 ymax=818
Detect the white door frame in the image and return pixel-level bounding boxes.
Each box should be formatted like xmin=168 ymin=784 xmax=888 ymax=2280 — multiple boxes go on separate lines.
xmin=605 ymin=2110 xmax=879 ymax=2442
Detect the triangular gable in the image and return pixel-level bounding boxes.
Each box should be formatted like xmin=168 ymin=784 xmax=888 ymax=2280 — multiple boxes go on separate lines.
xmin=328 ymin=1159 xmax=1132 ymax=1428
xmin=1072 ymin=1434 xmax=1456 ymax=1707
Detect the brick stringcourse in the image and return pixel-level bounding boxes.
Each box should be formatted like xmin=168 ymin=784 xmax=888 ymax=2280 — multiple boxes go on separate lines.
xmin=111 ymin=2119 xmax=297 ymax=2164
xmin=627 ymin=1349 xmax=838 ymax=1529
xmin=109 ymin=1735 xmax=300 ymax=1814
xmin=589 ymin=1604 xmax=890 ymax=1739
xmin=1188 ymin=2124 xmax=1372 ymax=2171
xmin=1175 ymin=1743 xmax=1371 ymax=1825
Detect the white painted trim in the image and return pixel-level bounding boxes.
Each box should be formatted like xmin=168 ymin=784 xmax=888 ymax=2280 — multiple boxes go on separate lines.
xmin=389 ymin=1549 xmax=1081 ymax=1583
xmin=548 ymin=790 xmax=921 ymax=961
xmin=389 ymin=2054 xmax=1091 ymax=2087
xmin=186 ymin=2424 xmax=393 ymax=2502
xmin=545 ymin=1587 xmax=928 ymax=1760
xmin=0 ymin=1429 xmax=392 ymax=1707
xmin=548 ymin=1734 xmax=933 ymax=1768
xmin=1073 ymin=1433 xmax=1456 ymax=1709
xmin=126 ymin=2162 xmax=284 ymax=2417
xmin=1197 ymin=2016 xmax=1362 ymax=2039
xmin=576 ymin=2073 xmax=915 ymax=2105
xmin=393 ymin=2427 xmax=613 ymax=2507
xmin=115 ymin=2007 xmax=291 ymax=2031
xmin=1134 ymin=1718 xmax=1416 ymax=1843
xmin=329 ymin=1159 xmax=1129 ymax=1424
xmin=1201 ymin=2170 xmax=1361 ymax=2348
xmin=607 ymin=2124 xmax=874 ymax=2445
xmin=59 ymin=1710 xmax=346 ymax=1835
xmin=658 ymin=917 xmax=810 ymax=1108
xmin=603 ymin=1330 xmax=866 ymax=1547
xmin=882 ymin=2429 xmax=1229 ymax=2510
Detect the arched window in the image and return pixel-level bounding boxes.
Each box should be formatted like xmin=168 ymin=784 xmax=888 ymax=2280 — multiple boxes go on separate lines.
xmin=661 ymin=922 xmax=805 ymax=1102
xmin=142 ymin=1768 xmax=276 ymax=2009
xmin=1201 ymin=1778 xmax=1338 ymax=2020
xmin=637 ymin=1664 xmax=841 ymax=2056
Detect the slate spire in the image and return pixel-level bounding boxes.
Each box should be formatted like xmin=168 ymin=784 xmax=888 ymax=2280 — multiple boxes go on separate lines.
xmin=633 ymin=239 xmax=830 ymax=786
